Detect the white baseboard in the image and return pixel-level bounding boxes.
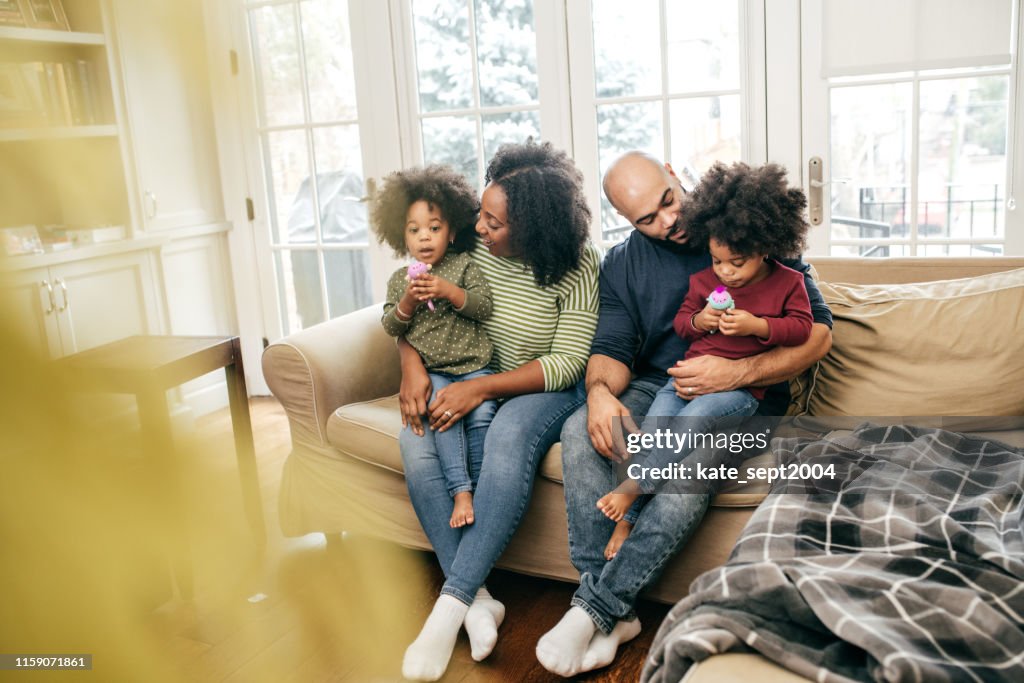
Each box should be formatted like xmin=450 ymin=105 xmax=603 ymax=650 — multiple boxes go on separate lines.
xmin=181 ymin=379 xmax=230 ymax=418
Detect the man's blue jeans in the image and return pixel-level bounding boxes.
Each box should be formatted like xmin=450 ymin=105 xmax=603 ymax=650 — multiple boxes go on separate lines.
xmin=618 ymin=379 xmax=759 ymax=524
xmin=400 ymin=383 xmax=586 ymax=606
xmin=560 ymin=376 xmax=721 ymax=633
xmin=428 ymin=369 xmax=498 ymax=498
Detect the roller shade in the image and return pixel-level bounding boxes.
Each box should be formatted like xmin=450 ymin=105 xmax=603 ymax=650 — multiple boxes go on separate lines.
xmin=822 ymin=0 xmax=1013 ymax=77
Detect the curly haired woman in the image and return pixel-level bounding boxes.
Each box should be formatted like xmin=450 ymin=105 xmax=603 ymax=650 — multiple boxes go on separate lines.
xmin=396 ymin=140 xmax=600 ymax=681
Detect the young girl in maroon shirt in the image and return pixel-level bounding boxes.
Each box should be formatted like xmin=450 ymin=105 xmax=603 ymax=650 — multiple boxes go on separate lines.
xmin=598 ymin=161 xmax=813 ymax=559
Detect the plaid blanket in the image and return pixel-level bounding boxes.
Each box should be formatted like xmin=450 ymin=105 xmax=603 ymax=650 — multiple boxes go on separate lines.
xmin=642 ymin=424 xmax=1024 ymax=683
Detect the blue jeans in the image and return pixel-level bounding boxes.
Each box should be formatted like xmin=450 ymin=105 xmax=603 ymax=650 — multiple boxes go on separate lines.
xmin=561 ymin=376 xmax=750 ymax=633
xmin=428 ymin=369 xmax=498 ymax=498
xmin=626 ymin=380 xmax=759 ymax=505
xmin=400 ymin=383 xmax=586 ymax=606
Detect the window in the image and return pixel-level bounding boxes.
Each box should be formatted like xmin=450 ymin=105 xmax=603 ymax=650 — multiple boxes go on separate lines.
xmin=245 ymin=0 xmax=374 ymax=335
xmin=567 ymin=0 xmax=760 ymax=244
xmin=827 ymin=69 xmax=1010 ymax=257
xmin=400 ymin=0 xmax=544 ymax=187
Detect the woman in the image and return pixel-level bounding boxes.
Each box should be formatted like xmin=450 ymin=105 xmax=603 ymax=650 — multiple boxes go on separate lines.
xmin=397 ymin=140 xmax=600 ymax=681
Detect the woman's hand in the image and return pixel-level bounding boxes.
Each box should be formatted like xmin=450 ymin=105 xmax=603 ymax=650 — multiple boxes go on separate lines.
xmin=719 ymin=308 xmax=769 ymax=338
xmin=398 ymin=345 xmax=432 ymax=436
xmin=428 ymin=379 xmax=487 ymax=432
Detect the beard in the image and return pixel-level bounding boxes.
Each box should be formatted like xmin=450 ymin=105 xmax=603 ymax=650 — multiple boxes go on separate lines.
xmin=664 ymin=214 xmax=700 ymax=253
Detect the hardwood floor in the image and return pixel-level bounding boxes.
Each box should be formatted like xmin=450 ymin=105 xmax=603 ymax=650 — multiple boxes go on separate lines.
xmin=148 ymin=397 xmax=671 ymax=682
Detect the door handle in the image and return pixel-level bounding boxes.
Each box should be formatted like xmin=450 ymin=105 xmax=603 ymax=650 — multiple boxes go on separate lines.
xmin=56 ymin=277 xmax=69 ymax=312
xmin=41 ymin=280 xmax=55 ymax=314
xmin=808 ymin=157 xmax=824 ymax=225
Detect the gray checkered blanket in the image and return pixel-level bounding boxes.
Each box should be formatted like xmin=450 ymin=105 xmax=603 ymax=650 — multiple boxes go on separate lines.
xmin=642 ymin=424 xmax=1024 ymax=683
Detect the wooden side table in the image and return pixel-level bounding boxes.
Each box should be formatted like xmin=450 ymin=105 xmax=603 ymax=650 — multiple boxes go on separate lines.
xmin=58 ymin=335 xmax=266 ymax=598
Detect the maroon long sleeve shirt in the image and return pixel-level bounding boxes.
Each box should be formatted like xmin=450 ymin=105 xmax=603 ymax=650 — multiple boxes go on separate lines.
xmin=674 ymin=261 xmax=813 ymax=399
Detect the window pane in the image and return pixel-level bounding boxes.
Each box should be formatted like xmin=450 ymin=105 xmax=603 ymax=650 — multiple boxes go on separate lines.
xmin=597 ymin=101 xmax=663 ymax=240
xmin=829 ymin=82 xmax=912 ymax=243
xmin=413 ymin=0 xmax=473 ymax=112
xmin=301 ymin=0 xmax=358 ymax=122
xmin=666 ymin=0 xmax=740 ymax=93
xmin=265 ymin=130 xmax=311 ymax=244
xmin=828 ymin=243 xmax=910 ymax=257
xmin=482 ymin=111 xmax=540 ymax=163
xmin=275 ymin=249 xmax=324 ymax=334
xmin=422 ymin=116 xmax=479 ymax=186
xmin=325 ymin=250 xmax=373 ymax=318
xmin=249 ymin=5 xmax=305 ymax=127
xmin=593 ymin=0 xmax=660 ymax=98
xmin=311 ymin=125 xmax=367 ymax=244
xmin=919 ymin=76 xmax=1007 ymax=240
xmin=475 ymin=0 xmax=538 ymax=107
xmin=920 ymin=243 xmax=1002 ymax=256
xmin=669 ymin=95 xmax=740 ymax=171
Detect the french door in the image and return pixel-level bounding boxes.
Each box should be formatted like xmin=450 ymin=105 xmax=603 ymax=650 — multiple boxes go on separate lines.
xmin=800 ymin=0 xmax=1024 ymax=257
xmin=234 ymin=0 xmax=401 ymax=342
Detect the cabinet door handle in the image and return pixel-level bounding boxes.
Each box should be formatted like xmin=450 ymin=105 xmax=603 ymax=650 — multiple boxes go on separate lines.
xmin=41 ymin=280 xmax=55 ymax=314
xmin=145 ymin=190 xmax=158 ymax=219
xmin=56 ymin=278 xmax=69 ymax=312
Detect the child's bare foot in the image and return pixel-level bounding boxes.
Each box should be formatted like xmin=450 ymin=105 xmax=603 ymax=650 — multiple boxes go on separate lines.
xmin=450 ymin=491 xmax=474 ymax=528
xmin=604 ymin=520 xmax=633 ymax=560
xmin=596 ymin=481 xmax=641 ymax=522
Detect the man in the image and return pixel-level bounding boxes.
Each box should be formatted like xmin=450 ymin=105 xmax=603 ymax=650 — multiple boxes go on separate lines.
xmin=535 ymin=151 xmax=833 ymax=676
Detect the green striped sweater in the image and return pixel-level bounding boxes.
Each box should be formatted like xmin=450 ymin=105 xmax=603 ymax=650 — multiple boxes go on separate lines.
xmin=469 ymin=238 xmax=601 ymax=391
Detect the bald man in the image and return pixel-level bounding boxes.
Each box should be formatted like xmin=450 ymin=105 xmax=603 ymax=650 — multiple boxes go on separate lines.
xmin=536 ymin=152 xmax=833 ymax=676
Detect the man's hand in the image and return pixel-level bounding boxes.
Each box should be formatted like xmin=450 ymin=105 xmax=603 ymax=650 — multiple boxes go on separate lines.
xmin=669 ymin=355 xmax=744 ymax=398
xmin=718 ymin=308 xmax=769 ymax=338
xmin=587 ymin=385 xmax=640 ymax=462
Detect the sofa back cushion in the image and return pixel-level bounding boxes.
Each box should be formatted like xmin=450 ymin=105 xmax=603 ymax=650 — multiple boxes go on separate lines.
xmin=806 ymin=267 xmax=1024 ymax=416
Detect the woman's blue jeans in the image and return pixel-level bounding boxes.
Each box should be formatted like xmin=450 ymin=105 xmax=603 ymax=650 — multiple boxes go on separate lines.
xmin=428 ymin=369 xmax=498 ymax=498
xmin=400 ymin=383 xmax=586 ymax=606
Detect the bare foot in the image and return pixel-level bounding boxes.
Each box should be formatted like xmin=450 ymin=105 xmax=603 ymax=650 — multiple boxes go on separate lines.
xmin=596 ymin=481 xmax=641 ymax=522
xmin=604 ymin=520 xmax=633 ymax=560
xmin=450 ymin=491 xmax=474 ymax=528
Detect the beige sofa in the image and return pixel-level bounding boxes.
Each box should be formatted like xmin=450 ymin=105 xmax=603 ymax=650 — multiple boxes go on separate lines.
xmin=263 ymin=256 xmax=1024 ymax=680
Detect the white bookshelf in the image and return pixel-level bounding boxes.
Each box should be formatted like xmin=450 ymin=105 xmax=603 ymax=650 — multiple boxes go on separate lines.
xmin=0 ymin=26 xmax=105 ymax=45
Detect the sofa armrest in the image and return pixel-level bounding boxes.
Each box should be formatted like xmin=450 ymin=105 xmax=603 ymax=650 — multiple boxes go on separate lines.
xmin=262 ymin=303 xmax=401 ymax=449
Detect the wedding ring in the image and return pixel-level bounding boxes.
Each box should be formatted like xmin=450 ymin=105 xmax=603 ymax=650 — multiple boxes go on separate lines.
xmin=687 ymin=388 xmax=694 ymax=394
xmin=443 ymin=410 xmax=453 ymax=419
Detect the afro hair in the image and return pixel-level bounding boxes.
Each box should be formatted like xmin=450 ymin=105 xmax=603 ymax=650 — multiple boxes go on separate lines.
xmin=485 ymin=139 xmax=591 ymax=287
xmin=682 ymin=161 xmax=808 ymax=259
xmin=369 ymin=164 xmax=479 ymax=257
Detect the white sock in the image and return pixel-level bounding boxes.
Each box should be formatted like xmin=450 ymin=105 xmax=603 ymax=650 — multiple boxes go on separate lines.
xmin=402 ymin=594 xmax=469 ymax=681
xmin=580 ymin=617 xmax=641 ymax=672
xmin=535 ymin=606 xmax=597 ymax=677
xmin=464 ymin=587 xmax=505 ymax=661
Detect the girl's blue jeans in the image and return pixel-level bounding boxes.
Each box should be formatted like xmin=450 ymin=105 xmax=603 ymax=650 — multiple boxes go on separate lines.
xmin=400 ymin=382 xmax=586 ymax=605
xmin=428 ymin=369 xmax=498 ymax=498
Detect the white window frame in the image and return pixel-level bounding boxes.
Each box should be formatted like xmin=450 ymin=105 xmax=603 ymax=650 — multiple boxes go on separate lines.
xmin=389 ymin=0 xmax=574 ymax=184
xmin=566 ymin=0 xmax=768 ymax=246
xmin=796 ymin=0 xmax=1024 ymax=256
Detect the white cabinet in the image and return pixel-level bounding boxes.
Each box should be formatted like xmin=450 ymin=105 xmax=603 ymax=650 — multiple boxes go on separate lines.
xmin=3 ymin=249 xmax=160 ymax=359
xmin=112 ymin=0 xmax=224 ymax=232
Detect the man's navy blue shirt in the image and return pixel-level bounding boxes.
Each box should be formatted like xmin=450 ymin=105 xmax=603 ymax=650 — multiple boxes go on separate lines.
xmin=590 ymin=231 xmax=833 ymax=415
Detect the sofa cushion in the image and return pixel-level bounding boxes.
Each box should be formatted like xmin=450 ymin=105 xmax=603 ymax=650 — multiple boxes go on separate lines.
xmin=808 ymin=268 xmax=1024 ymax=416
xmin=328 ymin=395 xmax=769 ymax=508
